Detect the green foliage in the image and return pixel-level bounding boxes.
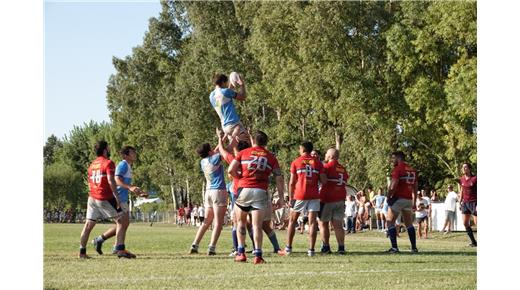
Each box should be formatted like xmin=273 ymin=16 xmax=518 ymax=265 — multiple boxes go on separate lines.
xmin=44 ymin=1 xmax=477 ymax=209
xmin=44 ymin=134 xmax=63 ymax=166
xmin=44 ymin=162 xmax=86 ymax=210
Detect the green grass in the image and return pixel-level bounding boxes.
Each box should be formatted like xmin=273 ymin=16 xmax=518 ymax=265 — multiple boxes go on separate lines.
xmin=44 ymin=223 xmax=476 ymax=289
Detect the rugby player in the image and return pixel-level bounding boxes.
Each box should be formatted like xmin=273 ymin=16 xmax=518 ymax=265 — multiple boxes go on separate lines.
xmin=318 ymin=148 xmax=349 ymax=255
xmin=385 ymin=151 xmax=418 ymax=253
xmin=78 ymin=141 xmax=130 ymax=259
xmin=284 ymin=141 xmax=328 ymax=257
xmin=228 ymin=131 xmax=285 ymax=264
xmin=189 ymin=142 xmax=228 ymax=255
xmin=91 ymin=146 xmax=147 ymax=257
xmin=458 ymin=163 xmax=477 ymax=247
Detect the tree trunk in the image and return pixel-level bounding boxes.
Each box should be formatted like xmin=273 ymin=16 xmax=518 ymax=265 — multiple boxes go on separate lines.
xmin=186 ymin=178 xmax=190 ymax=205
xmin=334 ymin=128 xmax=343 ymax=150
xmin=170 ymin=182 xmax=177 ymax=210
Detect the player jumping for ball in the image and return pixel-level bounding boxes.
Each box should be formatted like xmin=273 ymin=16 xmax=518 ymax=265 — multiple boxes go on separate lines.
xmin=209 ymin=73 xmax=247 ymax=142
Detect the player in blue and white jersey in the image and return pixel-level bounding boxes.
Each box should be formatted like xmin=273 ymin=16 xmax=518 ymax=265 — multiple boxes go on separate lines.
xmin=189 ymin=143 xmax=229 ymax=255
xmin=209 ymin=73 xmax=247 ymax=141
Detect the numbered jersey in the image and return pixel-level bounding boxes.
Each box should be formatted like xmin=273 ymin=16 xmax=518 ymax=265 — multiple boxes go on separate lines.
xmin=392 ymin=161 xmax=417 ymax=200
xmin=87 ymin=156 xmax=116 ymax=201
xmin=235 ymin=146 xmax=280 ymax=191
xmin=320 ymin=160 xmax=348 ymax=203
xmin=291 ymin=154 xmax=324 ymax=200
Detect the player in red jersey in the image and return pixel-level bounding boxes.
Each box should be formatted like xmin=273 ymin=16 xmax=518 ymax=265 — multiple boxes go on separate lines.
xmin=284 ymin=141 xmax=327 ymax=257
xmin=458 ymin=162 xmax=477 ymax=247
xmin=228 ymin=130 xmax=285 ymax=264
xmin=216 ymin=129 xmax=284 ymax=256
xmin=78 ymin=141 xmax=131 ymax=259
xmin=318 ymin=148 xmax=349 ymax=255
xmin=385 ymin=151 xmax=418 ymax=253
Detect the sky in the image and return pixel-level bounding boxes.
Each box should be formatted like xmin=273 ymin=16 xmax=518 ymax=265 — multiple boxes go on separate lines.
xmin=44 ymin=0 xmax=162 ymax=143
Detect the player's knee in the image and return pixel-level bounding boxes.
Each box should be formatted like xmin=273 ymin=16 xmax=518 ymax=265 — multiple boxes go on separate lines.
xmin=238 ymin=227 xmax=246 ymax=235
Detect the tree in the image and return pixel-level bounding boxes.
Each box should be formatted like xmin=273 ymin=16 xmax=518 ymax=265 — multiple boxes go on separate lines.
xmin=44 ymin=134 xmax=63 ymax=166
xmin=44 ymin=161 xmax=86 ymax=210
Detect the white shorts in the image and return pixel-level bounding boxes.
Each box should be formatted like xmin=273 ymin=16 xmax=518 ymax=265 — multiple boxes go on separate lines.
xmin=223 ymin=121 xmax=245 ymax=136
xmin=389 ymin=198 xmax=413 ymax=214
xmin=86 ymin=197 xmax=124 ymax=221
xmin=204 ymin=189 xmax=228 ymax=208
xmin=292 ymin=199 xmax=320 ymax=213
xmin=319 ymin=201 xmax=345 ymax=222
xmin=235 ymin=188 xmax=268 ymax=211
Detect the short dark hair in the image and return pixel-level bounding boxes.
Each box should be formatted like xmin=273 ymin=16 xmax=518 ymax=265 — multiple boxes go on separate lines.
xmin=301 ymin=141 xmax=313 ymax=153
xmin=120 ymin=146 xmax=136 ymax=156
xmin=237 ymin=140 xmax=251 ymax=151
xmin=213 ymin=74 xmax=228 ymax=87
xmin=392 ymin=151 xmax=405 ymax=160
xmin=95 ymin=140 xmax=109 ymax=157
xmin=254 ymin=131 xmax=268 ymax=146
xmin=196 ymin=143 xmax=212 ymax=158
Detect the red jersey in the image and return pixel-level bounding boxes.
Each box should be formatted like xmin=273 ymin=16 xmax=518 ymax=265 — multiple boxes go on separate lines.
xmin=235 ymin=146 xmax=280 ymax=191
xmin=391 ymin=161 xmax=417 ymax=200
xmin=178 ymin=207 xmax=185 ymax=217
xmin=291 ymin=154 xmax=324 ymax=200
xmin=319 ymin=160 xmax=348 ymax=203
xmin=87 ymin=156 xmax=116 ymax=200
xmin=460 ymin=175 xmax=477 ymax=202
xmin=223 ymin=152 xmax=240 ymax=196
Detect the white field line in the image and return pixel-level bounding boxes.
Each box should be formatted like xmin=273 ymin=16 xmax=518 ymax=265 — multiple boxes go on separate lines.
xmin=48 ymin=268 xmax=476 ymax=283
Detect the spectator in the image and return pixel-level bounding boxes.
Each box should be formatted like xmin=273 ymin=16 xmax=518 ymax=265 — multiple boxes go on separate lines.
xmin=372 ymin=188 xmax=386 ymax=231
xmin=431 ymin=190 xmax=439 ymax=202
xmin=344 ymin=195 xmax=357 ymax=234
xmin=422 ymin=190 xmax=432 ymax=232
xmin=441 ymin=185 xmax=458 ymax=234
xmin=415 ymin=191 xmax=430 ymax=239
xmin=355 ymin=191 xmax=366 ymax=231
xmin=178 ymin=205 xmax=185 ymax=226
xmin=193 ymin=204 xmax=199 ymax=226
xmin=185 ymin=205 xmax=192 ymax=226
xmin=198 ymin=205 xmax=205 ymax=225
xmin=381 ymin=194 xmax=388 ymax=232
xmin=190 ymin=205 xmax=197 ymax=226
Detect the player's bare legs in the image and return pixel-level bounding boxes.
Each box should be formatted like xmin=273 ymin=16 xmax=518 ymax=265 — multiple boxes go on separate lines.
xmin=80 ymin=219 xmax=97 ymax=251
xmin=235 ymin=206 xmax=249 ymax=261
xmin=191 ymin=207 xmax=214 ymax=251
xmin=319 ymin=220 xmax=330 ymax=247
xmin=400 ymin=210 xmax=418 ymax=252
xmin=208 ymin=205 xmax=227 ymax=253
xmin=308 ymin=211 xmax=318 ymax=254
xmin=331 ymin=219 xmax=345 ymax=250
xmin=285 ymin=210 xmax=300 ymax=253
xmin=250 ymin=209 xmax=265 ymax=256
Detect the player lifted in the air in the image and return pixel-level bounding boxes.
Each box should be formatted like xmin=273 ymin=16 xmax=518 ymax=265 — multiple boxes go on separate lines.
xmin=209 ymin=73 xmax=247 ymax=142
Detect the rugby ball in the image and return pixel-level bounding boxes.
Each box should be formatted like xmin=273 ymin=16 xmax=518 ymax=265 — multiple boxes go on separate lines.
xmin=229 ymin=71 xmax=241 ymax=87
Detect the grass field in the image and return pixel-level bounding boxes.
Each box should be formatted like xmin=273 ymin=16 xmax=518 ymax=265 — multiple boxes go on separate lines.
xmin=44 ymin=223 xmax=476 ymax=289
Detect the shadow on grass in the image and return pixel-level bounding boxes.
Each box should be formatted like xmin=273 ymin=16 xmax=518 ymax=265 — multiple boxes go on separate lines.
xmin=245 ymin=250 xmax=477 ymax=257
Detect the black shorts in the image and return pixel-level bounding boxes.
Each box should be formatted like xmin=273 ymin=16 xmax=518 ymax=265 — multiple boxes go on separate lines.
xmin=199 ymin=217 xmax=205 ymax=223
xmin=461 ymin=201 xmax=477 ymax=216
xmin=416 ymin=216 xmax=428 ymax=224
